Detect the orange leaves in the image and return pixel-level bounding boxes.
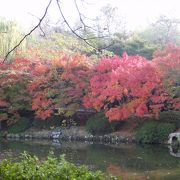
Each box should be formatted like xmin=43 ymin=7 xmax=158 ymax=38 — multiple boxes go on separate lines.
xmin=106 ymin=107 xmax=130 ymax=121
xmin=28 ymin=53 xmax=90 ymax=120
xmin=152 ymin=44 xmax=180 ymax=99
xmin=33 ymin=63 xmax=49 ymax=75
xmin=0 ymin=47 xmax=179 ymax=123
xmin=35 ymin=109 xmax=53 ymax=120
xmin=135 ymin=103 xmax=148 ymax=117
xmin=84 ymin=53 xmax=171 ymax=121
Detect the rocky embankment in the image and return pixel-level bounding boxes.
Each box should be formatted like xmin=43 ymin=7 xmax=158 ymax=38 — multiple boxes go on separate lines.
xmin=4 ymin=126 xmax=137 ymax=144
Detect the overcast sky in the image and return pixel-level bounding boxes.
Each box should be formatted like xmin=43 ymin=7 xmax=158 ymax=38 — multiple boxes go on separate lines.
xmin=0 ymin=0 xmax=180 ymax=31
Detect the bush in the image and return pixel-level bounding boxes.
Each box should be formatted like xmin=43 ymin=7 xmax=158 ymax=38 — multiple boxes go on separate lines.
xmin=86 ymin=112 xmax=112 ymax=135
xmin=0 ymin=152 xmax=118 ymax=180
xmin=136 ymin=121 xmax=176 ymax=143
xmin=32 ymin=116 xmax=62 ymax=129
xmin=158 ymin=111 xmax=180 ymax=127
xmin=85 ymin=112 xmax=123 ymax=135
xmin=8 ymin=117 xmax=30 ymax=134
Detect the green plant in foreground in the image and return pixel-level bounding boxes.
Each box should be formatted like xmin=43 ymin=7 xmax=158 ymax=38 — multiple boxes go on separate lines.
xmin=0 ymin=152 xmax=119 ymax=180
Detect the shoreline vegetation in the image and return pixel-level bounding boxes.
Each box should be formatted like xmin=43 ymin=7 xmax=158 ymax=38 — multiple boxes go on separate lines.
xmin=0 ymin=126 xmax=170 ymax=145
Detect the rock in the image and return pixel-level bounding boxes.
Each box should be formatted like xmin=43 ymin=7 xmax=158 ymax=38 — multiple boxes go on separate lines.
xmin=6 ymin=134 xmax=12 ymax=138
xmin=168 ymin=132 xmax=180 ymax=144
xmin=51 ymin=130 xmax=62 ymax=139
xmin=24 ymin=134 xmax=28 ymax=138
xmin=14 ymin=134 xmax=20 ymax=139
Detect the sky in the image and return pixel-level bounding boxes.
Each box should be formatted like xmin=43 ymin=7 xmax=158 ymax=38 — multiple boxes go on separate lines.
xmin=0 ymin=0 xmax=180 ymax=31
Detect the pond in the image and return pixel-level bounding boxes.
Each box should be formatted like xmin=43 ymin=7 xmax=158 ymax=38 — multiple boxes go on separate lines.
xmin=0 ymin=139 xmax=180 ymax=180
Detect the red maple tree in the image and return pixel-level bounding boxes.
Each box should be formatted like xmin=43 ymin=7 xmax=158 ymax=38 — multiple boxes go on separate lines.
xmin=83 ymin=53 xmax=171 ymax=121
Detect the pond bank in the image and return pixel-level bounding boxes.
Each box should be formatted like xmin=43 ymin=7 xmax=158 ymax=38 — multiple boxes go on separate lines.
xmin=3 ymin=126 xmax=138 ymax=144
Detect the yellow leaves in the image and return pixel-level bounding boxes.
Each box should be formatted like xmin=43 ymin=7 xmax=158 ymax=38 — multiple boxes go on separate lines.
xmin=55 ymin=103 xmax=79 ymax=117
xmin=0 ymin=113 xmax=8 ymax=121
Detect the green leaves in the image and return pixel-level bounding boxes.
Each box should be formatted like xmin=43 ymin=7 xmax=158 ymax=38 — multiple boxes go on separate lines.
xmin=0 ymin=152 xmax=117 ymax=180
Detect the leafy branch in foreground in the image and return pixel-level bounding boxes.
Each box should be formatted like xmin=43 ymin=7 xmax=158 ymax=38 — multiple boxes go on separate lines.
xmin=0 ymin=152 xmax=119 ymax=180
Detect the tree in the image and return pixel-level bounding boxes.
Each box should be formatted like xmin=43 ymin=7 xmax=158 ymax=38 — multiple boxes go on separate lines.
xmin=139 ymin=16 xmax=180 ymax=47
xmin=124 ymin=34 xmax=158 ymax=60
xmin=0 ymin=58 xmax=32 ymax=126
xmin=0 ymin=17 xmax=26 ymax=60
xmin=83 ymin=53 xmax=172 ymax=121
xmin=153 ymin=44 xmax=180 ymax=109
xmin=27 ymin=53 xmax=90 ymax=119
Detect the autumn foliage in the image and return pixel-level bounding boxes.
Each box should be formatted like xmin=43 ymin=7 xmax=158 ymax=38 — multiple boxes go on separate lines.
xmin=152 ymin=44 xmax=180 ymax=110
xmin=0 ymin=45 xmax=179 ymax=125
xmin=28 ymin=53 xmax=90 ymax=119
xmin=83 ymin=53 xmax=172 ymax=121
xmin=0 ymin=58 xmax=32 ymax=125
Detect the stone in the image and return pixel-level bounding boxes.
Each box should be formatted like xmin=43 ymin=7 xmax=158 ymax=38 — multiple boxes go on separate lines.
xmin=14 ymin=134 xmax=20 ymax=139
xmin=168 ymin=132 xmax=180 ymax=144
xmin=51 ymin=130 xmax=62 ymax=139
xmin=25 ymin=134 xmax=30 ymax=138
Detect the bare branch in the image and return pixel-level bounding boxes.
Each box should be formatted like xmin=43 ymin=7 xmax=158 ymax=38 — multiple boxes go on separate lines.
xmin=39 ymin=25 xmax=46 ymax=37
xmin=74 ymin=0 xmax=86 ymax=30
xmin=3 ymin=0 xmax=53 ymax=62
xmin=28 ymin=12 xmax=46 ymax=37
xmin=73 ymin=26 xmax=83 ymax=32
xmin=74 ymin=0 xmax=102 ymax=33
xmin=56 ymin=0 xmax=114 ymax=53
xmin=3 ymin=0 xmax=114 ymax=61
xmin=56 ymin=0 xmax=99 ymax=51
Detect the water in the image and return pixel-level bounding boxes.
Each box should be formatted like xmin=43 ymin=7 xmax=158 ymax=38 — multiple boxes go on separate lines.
xmin=0 ymin=139 xmax=180 ymax=180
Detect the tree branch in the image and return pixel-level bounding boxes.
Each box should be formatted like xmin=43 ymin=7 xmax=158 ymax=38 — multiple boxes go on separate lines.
xmin=56 ymin=0 xmax=99 ymax=51
xmin=3 ymin=0 xmax=114 ymax=61
xmin=74 ymin=0 xmax=102 ymax=33
xmin=3 ymin=0 xmax=53 ymax=62
xmin=28 ymin=12 xmax=46 ymax=37
xmin=56 ymin=0 xmax=114 ymax=53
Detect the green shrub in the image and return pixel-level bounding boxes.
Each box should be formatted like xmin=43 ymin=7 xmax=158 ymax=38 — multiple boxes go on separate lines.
xmin=136 ymin=121 xmax=176 ymax=143
xmin=32 ymin=116 xmax=62 ymax=129
xmin=86 ymin=112 xmax=112 ymax=135
xmin=0 ymin=152 xmax=119 ymax=180
xmin=86 ymin=112 xmax=123 ymax=135
xmin=8 ymin=117 xmax=30 ymax=134
xmin=158 ymin=111 xmax=180 ymax=127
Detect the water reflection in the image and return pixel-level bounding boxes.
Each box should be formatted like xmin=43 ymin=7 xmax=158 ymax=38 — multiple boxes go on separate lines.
xmin=169 ymin=145 xmax=180 ymax=157
xmin=0 ymin=139 xmax=180 ymax=179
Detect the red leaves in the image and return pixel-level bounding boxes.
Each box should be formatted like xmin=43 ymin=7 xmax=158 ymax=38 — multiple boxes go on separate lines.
xmin=35 ymin=109 xmax=53 ymax=120
xmin=84 ymin=53 xmax=171 ymax=121
xmin=172 ymin=98 xmax=180 ymax=110
xmin=0 ymin=46 xmax=179 ymax=123
xmin=31 ymin=92 xmax=52 ymax=110
xmin=0 ymin=99 xmax=8 ymax=107
xmin=27 ymin=53 xmax=90 ymax=119
xmin=33 ymin=63 xmax=49 ymax=75
xmin=106 ymin=107 xmax=130 ymax=122
xmin=135 ymin=103 xmax=148 ymax=117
